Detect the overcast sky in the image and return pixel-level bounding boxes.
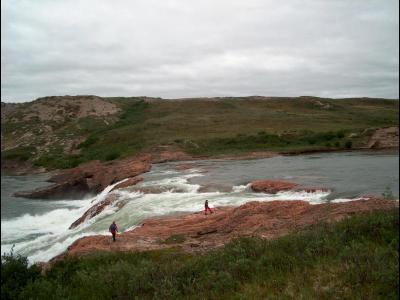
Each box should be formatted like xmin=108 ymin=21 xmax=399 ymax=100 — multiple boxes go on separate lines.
xmin=1 ymin=0 xmax=399 ymax=102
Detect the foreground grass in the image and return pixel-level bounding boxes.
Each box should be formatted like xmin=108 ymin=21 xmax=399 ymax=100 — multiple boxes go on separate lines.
xmin=1 ymin=97 xmax=398 ymax=169
xmin=2 ymin=209 xmax=398 ymax=299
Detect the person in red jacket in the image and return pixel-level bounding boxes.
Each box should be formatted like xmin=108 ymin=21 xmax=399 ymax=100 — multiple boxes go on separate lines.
xmin=109 ymin=221 xmax=118 ymax=242
xmin=204 ymin=200 xmax=213 ymax=215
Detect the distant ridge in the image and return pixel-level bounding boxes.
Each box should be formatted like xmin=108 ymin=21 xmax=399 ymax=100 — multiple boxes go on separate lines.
xmin=1 ymin=95 xmax=398 ymax=173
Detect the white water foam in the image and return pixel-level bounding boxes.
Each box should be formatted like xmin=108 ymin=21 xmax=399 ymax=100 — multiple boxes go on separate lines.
xmin=329 ymin=197 xmax=370 ymax=203
xmin=1 ymin=178 xmax=131 ymax=264
xmin=139 ymin=172 xmax=202 ymax=193
xmin=232 ymin=183 xmax=251 ymax=193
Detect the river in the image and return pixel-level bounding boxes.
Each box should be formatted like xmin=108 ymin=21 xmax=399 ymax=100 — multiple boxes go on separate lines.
xmin=1 ymin=150 xmax=398 ymax=263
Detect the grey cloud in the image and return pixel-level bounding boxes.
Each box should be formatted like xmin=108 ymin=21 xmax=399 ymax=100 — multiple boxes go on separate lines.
xmin=1 ymin=0 xmax=398 ymax=102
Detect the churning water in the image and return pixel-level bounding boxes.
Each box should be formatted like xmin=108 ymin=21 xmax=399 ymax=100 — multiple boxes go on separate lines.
xmin=1 ymin=150 xmax=398 ymax=264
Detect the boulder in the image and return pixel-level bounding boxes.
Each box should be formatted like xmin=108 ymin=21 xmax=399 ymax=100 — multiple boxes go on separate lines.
xmin=14 ymin=178 xmax=91 ymax=200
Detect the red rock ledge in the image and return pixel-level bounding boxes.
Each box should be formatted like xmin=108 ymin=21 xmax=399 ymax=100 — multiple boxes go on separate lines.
xmin=52 ymin=198 xmax=398 ymax=263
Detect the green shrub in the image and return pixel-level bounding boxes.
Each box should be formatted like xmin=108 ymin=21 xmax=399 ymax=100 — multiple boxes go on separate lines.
xmin=336 ymin=131 xmax=345 ymax=138
xmin=1 ymin=146 xmax=35 ymax=162
xmin=33 ymin=154 xmax=84 ymax=169
xmin=1 ymin=248 xmax=41 ymax=300
xmin=105 ymin=152 xmax=120 ymax=161
xmin=321 ymin=132 xmax=336 ymax=141
xmin=345 ymin=140 xmax=353 ymax=149
xmin=77 ymin=136 xmax=99 ymax=149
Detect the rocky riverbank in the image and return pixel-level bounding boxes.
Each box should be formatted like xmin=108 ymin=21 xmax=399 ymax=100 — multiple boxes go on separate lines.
xmin=50 ymin=198 xmax=398 ymax=264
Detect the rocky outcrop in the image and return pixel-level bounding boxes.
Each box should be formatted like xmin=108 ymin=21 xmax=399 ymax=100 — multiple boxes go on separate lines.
xmin=69 ymin=177 xmax=144 ymax=229
xmin=14 ymin=178 xmax=92 ymax=199
xmin=53 ymin=198 xmax=398 ymax=261
xmin=1 ymin=96 xmax=121 ymax=162
xmin=14 ymin=156 xmax=151 ymax=199
xmin=250 ymin=180 xmax=299 ymax=193
xmin=250 ymin=180 xmax=330 ymax=194
xmin=367 ymin=126 xmax=399 ymax=149
xmin=69 ymin=194 xmax=119 ymax=229
xmin=2 ymin=96 xmax=120 ymax=124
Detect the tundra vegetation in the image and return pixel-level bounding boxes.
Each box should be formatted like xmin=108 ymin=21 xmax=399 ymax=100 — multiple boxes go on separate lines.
xmin=1 ymin=96 xmax=398 ymax=169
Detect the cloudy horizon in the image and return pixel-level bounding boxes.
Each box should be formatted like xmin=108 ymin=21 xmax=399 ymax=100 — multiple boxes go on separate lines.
xmin=1 ymin=0 xmax=399 ymax=103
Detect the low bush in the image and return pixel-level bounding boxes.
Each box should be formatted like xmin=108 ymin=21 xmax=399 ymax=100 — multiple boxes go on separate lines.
xmin=184 ymin=129 xmax=353 ymax=155
xmin=1 ymin=146 xmax=35 ymax=162
xmin=105 ymin=152 xmax=120 ymax=161
xmin=1 ymin=248 xmax=41 ymax=300
xmin=77 ymin=136 xmax=99 ymax=149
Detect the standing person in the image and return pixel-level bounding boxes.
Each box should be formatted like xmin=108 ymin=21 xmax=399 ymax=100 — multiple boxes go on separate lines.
xmin=204 ymin=200 xmax=213 ymax=215
xmin=109 ymin=221 xmax=118 ymax=242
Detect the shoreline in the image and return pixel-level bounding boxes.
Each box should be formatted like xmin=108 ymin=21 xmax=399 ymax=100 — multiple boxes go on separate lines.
xmin=2 ymin=146 xmax=398 ymax=177
xmin=188 ymin=146 xmax=398 ymax=162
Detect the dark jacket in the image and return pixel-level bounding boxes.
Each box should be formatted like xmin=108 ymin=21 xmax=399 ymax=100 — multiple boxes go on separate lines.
xmin=109 ymin=223 xmax=118 ymax=233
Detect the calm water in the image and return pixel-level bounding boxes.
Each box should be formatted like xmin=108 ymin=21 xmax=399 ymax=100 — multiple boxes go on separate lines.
xmin=1 ymin=150 xmax=398 ymax=263
xmin=185 ymin=150 xmax=399 ymax=200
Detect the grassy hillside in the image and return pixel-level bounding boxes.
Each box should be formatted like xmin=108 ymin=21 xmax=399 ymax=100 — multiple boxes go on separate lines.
xmin=2 ymin=209 xmax=398 ymax=299
xmin=1 ymin=96 xmax=398 ymax=169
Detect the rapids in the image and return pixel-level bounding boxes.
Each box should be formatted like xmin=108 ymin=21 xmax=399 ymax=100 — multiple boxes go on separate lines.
xmin=1 ymin=150 xmax=398 ymax=264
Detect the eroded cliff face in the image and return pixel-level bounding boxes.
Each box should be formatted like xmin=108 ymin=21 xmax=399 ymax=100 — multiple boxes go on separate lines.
xmin=52 ymin=198 xmax=398 ymax=263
